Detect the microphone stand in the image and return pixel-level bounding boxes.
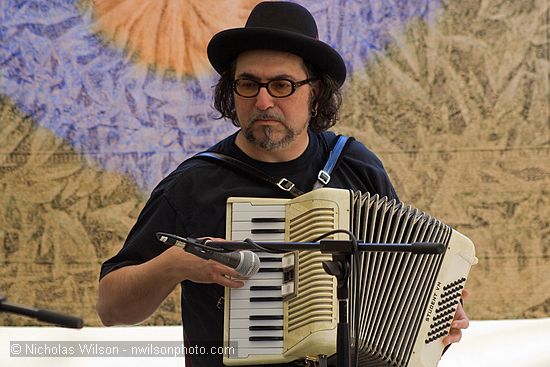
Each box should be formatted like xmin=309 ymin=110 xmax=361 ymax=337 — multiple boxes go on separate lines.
xmin=160 ymin=233 xmax=445 ymax=367
xmin=0 ymin=295 xmax=84 ymax=329
xmin=320 ymin=240 xmax=353 ymax=367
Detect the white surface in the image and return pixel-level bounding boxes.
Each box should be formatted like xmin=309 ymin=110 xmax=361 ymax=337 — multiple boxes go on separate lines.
xmin=1 ymin=318 xmax=550 ymax=366
xmin=439 ymin=318 xmax=550 ymax=367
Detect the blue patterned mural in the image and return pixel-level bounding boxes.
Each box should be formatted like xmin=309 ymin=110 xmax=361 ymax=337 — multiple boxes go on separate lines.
xmin=0 ymin=0 xmax=440 ymax=191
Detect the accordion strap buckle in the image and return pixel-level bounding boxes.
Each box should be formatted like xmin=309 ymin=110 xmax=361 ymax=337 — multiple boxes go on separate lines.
xmin=276 ymin=178 xmax=296 ymax=192
xmin=317 ymin=170 xmax=331 ymax=185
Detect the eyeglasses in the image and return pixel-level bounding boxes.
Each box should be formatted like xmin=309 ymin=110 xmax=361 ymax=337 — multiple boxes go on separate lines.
xmin=233 ymin=78 xmax=316 ymax=98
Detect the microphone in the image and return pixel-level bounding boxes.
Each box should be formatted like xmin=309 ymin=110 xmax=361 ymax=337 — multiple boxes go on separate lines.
xmin=156 ymin=232 xmax=260 ymax=278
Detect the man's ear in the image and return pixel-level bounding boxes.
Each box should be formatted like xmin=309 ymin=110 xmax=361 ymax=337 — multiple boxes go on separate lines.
xmin=309 ymin=80 xmax=320 ymax=113
xmin=310 ymin=79 xmax=320 ymax=99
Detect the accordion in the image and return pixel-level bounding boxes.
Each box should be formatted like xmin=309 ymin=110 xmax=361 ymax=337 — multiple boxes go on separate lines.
xmin=223 ymin=188 xmax=478 ymax=366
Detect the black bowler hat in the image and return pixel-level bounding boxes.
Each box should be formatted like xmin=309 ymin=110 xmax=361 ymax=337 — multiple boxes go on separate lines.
xmin=207 ymin=1 xmax=347 ymax=86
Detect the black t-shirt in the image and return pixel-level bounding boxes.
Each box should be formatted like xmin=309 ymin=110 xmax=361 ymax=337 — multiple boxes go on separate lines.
xmin=100 ymin=129 xmax=398 ymax=367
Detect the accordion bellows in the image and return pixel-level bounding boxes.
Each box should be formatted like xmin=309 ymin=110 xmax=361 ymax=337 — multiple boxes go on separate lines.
xmin=224 ymin=188 xmax=478 ymax=366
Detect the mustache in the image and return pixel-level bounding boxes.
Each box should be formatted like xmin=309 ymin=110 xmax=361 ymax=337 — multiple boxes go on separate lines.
xmin=248 ymin=111 xmax=284 ymax=124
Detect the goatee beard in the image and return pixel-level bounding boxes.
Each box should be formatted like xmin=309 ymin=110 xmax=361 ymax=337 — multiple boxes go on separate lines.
xmin=244 ymin=124 xmax=296 ymax=151
xmin=243 ymin=111 xmax=300 ymax=151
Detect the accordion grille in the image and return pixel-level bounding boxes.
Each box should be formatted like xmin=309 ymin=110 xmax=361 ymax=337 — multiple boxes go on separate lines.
xmin=349 ymin=191 xmax=451 ymax=366
xmin=287 ymin=207 xmax=336 ymax=332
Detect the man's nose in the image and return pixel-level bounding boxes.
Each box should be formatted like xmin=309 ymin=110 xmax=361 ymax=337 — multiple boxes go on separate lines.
xmin=254 ymin=86 xmax=275 ymax=110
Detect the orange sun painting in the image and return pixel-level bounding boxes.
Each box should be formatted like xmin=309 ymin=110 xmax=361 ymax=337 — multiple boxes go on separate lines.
xmin=91 ymin=0 xmax=261 ymax=76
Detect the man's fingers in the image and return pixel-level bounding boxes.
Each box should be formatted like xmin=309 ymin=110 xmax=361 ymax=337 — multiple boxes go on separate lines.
xmin=443 ymin=327 xmax=462 ymax=346
xmin=452 ymin=318 xmax=469 ymax=329
xmin=210 ymin=261 xmax=244 ymax=278
xmin=452 ymin=303 xmax=470 ymax=329
xmin=209 ymin=261 xmax=245 ymax=288
xmin=216 ymin=274 xmax=245 ymax=288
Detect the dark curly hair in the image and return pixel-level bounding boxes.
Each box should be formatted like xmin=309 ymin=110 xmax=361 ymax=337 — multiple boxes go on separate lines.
xmin=213 ymin=61 xmax=343 ymax=133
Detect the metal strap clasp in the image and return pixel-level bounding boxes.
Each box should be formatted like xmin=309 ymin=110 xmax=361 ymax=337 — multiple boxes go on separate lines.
xmin=276 ymin=178 xmax=296 ymax=192
xmin=317 ymin=170 xmax=331 ymax=185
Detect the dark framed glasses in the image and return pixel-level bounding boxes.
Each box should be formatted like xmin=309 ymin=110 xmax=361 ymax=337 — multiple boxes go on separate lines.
xmin=233 ymin=78 xmax=316 ymax=98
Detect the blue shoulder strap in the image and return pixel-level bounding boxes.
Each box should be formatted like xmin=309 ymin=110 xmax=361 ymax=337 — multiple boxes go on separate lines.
xmin=313 ymin=135 xmax=351 ymax=189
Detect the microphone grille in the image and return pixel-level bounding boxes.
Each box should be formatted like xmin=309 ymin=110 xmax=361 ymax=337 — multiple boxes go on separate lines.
xmin=236 ymin=251 xmax=260 ymax=278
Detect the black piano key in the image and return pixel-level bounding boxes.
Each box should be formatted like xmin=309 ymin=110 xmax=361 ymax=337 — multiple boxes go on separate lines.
xmin=251 ymin=218 xmax=285 ymax=222
xmin=250 ymin=297 xmax=283 ymax=302
xmin=249 ymin=315 xmax=284 ymax=320
xmin=250 ymin=285 xmax=281 ymax=291
xmin=249 ymin=336 xmax=284 ymax=341
xmin=251 ymin=228 xmax=285 ymax=234
xmin=249 ymin=325 xmax=283 ymax=331
xmin=259 ymin=257 xmax=282 ymax=263
xmin=258 ymin=267 xmax=283 ymax=273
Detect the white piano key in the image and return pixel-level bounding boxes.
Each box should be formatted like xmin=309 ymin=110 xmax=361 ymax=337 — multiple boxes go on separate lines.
xmin=231 ymin=231 xmax=285 ymax=241
xmin=237 ymin=278 xmax=282 ymax=287
xmin=232 ymin=221 xmax=285 ymax=231
xmin=257 ymin=263 xmax=284 ymax=269
xmin=230 ymin=289 xmax=282 ymax=299
xmin=230 ymin=318 xmax=283 ymax=329
xmin=240 ymin=278 xmax=282 ymax=289
xmin=231 ymin=202 xmax=286 ymax=213
xmin=230 ymin=299 xmax=283 ymax=310
xmin=257 ymin=253 xmax=284 ymax=260
xmin=230 ymin=329 xmax=283 ymax=339
xmin=248 ymin=271 xmax=283 ymax=280
xmin=230 ymin=308 xmax=283 ymax=319
xmin=232 ymin=212 xmax=286 ymax=222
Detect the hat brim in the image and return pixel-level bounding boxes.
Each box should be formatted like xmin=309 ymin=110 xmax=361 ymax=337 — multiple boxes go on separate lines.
xmin=207 ymin=27 xmax=346 ymax=86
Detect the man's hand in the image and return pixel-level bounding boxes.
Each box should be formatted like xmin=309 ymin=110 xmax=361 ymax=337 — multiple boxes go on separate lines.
xmin=442 ymin=289 xmax=471 ymax=346
xmin=178 ymin=237 xmax=245 ymax=288
xmin=184 ymin=256 xmax=246 ymax=288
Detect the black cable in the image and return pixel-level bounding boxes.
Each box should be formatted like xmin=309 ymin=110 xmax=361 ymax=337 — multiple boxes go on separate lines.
xmin=199 ymin=239 xmax=236 ymax=253
xmin=157 ymin=232 xmax=235 ymax=253
xmin=241 ymin=238 xmax=288 ymax=253
xmin=311 ymin=228 xmax=354 ymax=243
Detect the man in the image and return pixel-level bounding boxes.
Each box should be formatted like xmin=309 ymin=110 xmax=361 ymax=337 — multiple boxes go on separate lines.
xmin=97 ymin=2 xmax=469 ymax=366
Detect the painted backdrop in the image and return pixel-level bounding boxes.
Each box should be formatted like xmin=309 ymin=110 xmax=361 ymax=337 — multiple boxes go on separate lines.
xmin=0 ymin=0 xmax=548 ymax=326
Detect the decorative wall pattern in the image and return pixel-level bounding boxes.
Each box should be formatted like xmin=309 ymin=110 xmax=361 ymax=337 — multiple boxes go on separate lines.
xmin=336 ymin=0 xmax=550 ymax=319
xmin=1 ymin=0 xmax=436 ymax=192
xmin=0 ymin=0 xmax=548 ymax=326
xmin=91 ymin=0 xmax=262 ymax=75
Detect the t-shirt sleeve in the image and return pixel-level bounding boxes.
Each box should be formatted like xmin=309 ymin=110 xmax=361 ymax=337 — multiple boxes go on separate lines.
xmin=99 ymin=188 xmax=182 ymax=280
